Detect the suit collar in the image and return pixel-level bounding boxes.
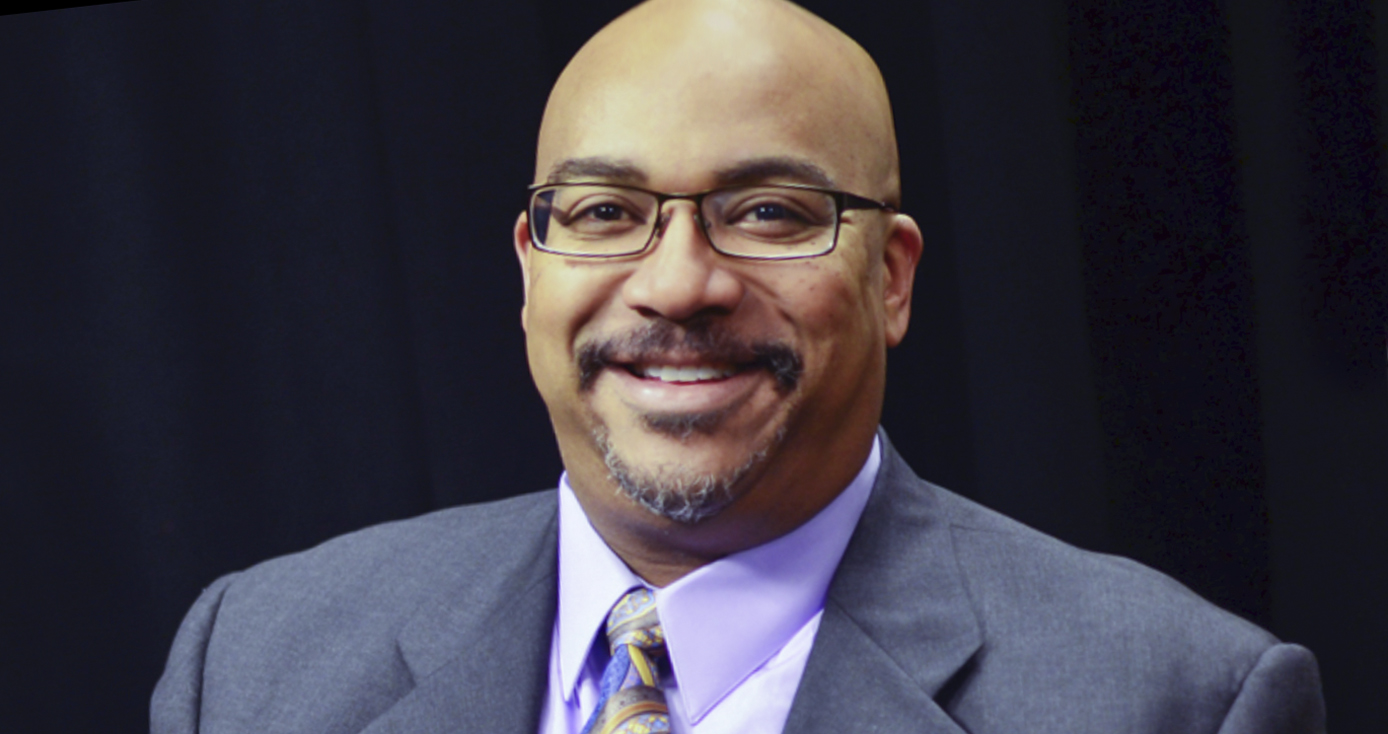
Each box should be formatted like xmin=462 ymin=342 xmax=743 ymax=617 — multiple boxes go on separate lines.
xmin=785 ymin=430 xmax=982 ymax=733
xmin=361 ymin=504 xmax=559 ymax=734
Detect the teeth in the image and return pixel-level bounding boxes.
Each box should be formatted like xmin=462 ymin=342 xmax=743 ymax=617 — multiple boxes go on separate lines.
xmin=640 ymin=365 xmax=736 ymax=382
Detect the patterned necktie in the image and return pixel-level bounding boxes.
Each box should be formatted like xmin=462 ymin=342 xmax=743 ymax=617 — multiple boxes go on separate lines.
xmin=580 ymin=587 xmax=671 ymax=734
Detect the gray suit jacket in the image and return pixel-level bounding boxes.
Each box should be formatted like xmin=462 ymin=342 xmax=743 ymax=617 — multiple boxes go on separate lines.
xmin=152 ymin=435 xmax=1326 ymax=733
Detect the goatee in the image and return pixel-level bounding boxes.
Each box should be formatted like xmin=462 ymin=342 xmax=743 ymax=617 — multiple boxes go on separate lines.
xmin=596 ymin=426 xmax=784 ymax=524
xmin=578 ymin=317 xmax=801 ymax=523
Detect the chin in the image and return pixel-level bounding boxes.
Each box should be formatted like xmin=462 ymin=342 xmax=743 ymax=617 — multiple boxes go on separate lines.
xmin=593 ymin=420 xmax=786 ymax=525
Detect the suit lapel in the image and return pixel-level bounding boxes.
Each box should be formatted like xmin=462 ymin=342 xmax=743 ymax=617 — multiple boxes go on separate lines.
xmin=353 ymin=434 xmax=978 ymax=732
xmin=360 ymin=509 xmax=559 ymax=734
xmin=784 ymin=433 xmax=982 ymax=733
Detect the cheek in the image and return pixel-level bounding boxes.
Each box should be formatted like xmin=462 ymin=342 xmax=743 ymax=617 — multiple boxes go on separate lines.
xmin=524 ymin=267 xmax=604 ymax=388
xmin=776 ymin=266 xmax=885 ymax=398
xmin=776 ymin=260 xmax=882 ymax=346
xmin=524 ymin=262 xmax=642 ymax=406
xmin=525 ymin=264 xmax=620 ymax=347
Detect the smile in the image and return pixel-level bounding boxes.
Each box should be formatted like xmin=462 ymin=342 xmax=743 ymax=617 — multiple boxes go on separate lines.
xmin=633 ymin=364 xmax=740 ymax=383
xmin=575 ymin=321 xmax=804 ymax=394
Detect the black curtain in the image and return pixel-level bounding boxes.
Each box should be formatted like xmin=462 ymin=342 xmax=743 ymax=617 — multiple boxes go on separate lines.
xmin=1 ymin=1 xmax=1382 ymax=731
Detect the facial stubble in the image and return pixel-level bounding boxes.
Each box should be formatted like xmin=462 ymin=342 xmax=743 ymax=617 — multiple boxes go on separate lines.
xmin=577 ymin=320 xmax=803 ymax=524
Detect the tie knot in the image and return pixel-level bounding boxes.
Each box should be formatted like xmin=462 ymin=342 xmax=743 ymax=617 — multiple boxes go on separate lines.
xmin=606 ymin=587 xmax=665 ymax=655
xmin=580 ymin=588 xmax=671 ymax=734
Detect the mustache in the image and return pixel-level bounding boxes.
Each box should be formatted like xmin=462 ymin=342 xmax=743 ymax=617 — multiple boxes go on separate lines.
xmin=576 ymin=320 xmax=803 ymax=393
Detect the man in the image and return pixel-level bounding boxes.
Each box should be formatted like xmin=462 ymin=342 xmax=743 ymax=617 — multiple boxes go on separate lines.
xmin=153 ymin=0 xmax=1327 ymax=732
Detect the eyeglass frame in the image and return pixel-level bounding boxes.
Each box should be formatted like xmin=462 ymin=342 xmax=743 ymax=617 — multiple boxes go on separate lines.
xmin=525 ymin=181 xmax=898 ymax=261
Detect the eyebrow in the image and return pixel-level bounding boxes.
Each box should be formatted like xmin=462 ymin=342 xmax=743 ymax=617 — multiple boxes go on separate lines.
xmin=713 ymin=157 xmax=838 ymax=189
xmin=544 ymin=155 xmax=838 ymax=190
xmin=545 ymin=157 xmax=647 ymax=185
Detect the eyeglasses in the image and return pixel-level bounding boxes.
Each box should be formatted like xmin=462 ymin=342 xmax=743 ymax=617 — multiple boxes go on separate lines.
xmin=527 ymin=182 xmax=896 ymax=260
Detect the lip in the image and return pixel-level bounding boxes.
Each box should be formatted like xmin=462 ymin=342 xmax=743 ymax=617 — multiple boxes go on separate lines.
xmin=603 ymin=363 xmax=767 ymax=415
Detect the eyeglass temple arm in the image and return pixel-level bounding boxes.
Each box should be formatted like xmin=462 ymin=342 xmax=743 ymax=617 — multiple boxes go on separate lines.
xmin=840 ymin=192 xmax=897 ymax=212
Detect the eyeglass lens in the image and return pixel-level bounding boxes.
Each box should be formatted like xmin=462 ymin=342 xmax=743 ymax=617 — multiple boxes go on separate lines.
xmin=530 ymin=185 xmax=839 ymax=258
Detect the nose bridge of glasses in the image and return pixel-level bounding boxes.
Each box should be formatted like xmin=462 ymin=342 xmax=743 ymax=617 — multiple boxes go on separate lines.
xmin=652 ymin=193 xmax=712 ymax=244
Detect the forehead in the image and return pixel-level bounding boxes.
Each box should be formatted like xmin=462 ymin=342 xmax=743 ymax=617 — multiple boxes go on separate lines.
xmin=536 ymin=26 xmax=884 ymax=193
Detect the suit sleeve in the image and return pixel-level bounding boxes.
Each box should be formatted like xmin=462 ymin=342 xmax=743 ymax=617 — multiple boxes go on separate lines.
xmin=150 ymin=574 xmax=239 ymax=734
xmin=1216 ymin=643 xmax=1327 ymax=734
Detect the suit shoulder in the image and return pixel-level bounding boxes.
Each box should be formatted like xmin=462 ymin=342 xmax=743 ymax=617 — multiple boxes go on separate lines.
xmin=928 ymin=483 xmax=1277 ymax=661
xmin=271 ymin=488 xmax=552 ymax=560
xmin=215 ymin=489 xmax=557 ymax=620
xmin=158 ymin=490 xmax=558 ymax=731
xmin=938 ymin=485 xmax=1272 ymax=639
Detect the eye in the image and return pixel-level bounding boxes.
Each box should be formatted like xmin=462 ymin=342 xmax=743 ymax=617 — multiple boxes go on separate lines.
xmin=551 ymin=189 xmax=649 ymax=231
xmin=727 ymin=198 xmax=814 ymax=227
xmin=720 ymin=192 xmax=830 ymax=237
xmin=556 ymin=198 xmax=636 ymax=225
xmin=748 ymin=203 xmax=795 ymax=222
xmin=706 ymin=187 xmax=838 ymax=250
xmin=582 ymin=202 xmax=628 ymax=222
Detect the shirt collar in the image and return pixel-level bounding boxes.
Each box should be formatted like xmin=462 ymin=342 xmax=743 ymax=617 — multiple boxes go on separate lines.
xmin=556 ymin=478 xmax=645 ymax=701
xmin=556 ymin=436 xmax=881 ymax=722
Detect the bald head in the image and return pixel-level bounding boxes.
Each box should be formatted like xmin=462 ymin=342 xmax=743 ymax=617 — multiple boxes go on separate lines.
xmin=536 ymin=0 xmax=900 ymax=205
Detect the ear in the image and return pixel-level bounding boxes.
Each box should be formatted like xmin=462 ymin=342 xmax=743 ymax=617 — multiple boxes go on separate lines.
xmin=880 ymin=213 xmax=923 ymax=347
xmin=513 ymin=211 xmax=534 ymax=332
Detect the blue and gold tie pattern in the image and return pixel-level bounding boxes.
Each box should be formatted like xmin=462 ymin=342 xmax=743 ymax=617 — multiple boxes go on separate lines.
xmin=580 ymin=588 xmax=671 ymax=734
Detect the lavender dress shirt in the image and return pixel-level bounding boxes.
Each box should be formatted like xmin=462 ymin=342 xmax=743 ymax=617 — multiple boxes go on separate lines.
xmin=538 ymin=437 xmax=881 ymax=734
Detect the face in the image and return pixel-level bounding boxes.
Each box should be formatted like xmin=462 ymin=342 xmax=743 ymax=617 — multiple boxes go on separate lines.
xmin=514 ymin=18 xmax=921 ymax=551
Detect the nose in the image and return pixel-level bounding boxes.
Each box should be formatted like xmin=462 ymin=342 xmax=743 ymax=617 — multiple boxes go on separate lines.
xmin=620 ymin=201 xmax=745 ymax=321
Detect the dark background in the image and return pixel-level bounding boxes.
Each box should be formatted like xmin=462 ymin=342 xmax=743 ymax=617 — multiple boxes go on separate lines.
xmin=1 ymin=0 xmax=1383 ymax=731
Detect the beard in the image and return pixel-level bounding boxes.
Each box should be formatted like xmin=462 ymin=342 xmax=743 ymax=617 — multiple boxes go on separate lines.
xmin=576 ymin=317 xmax=804 ymax=524
xmin=595 ymin=424 xmax=786 ymax=524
